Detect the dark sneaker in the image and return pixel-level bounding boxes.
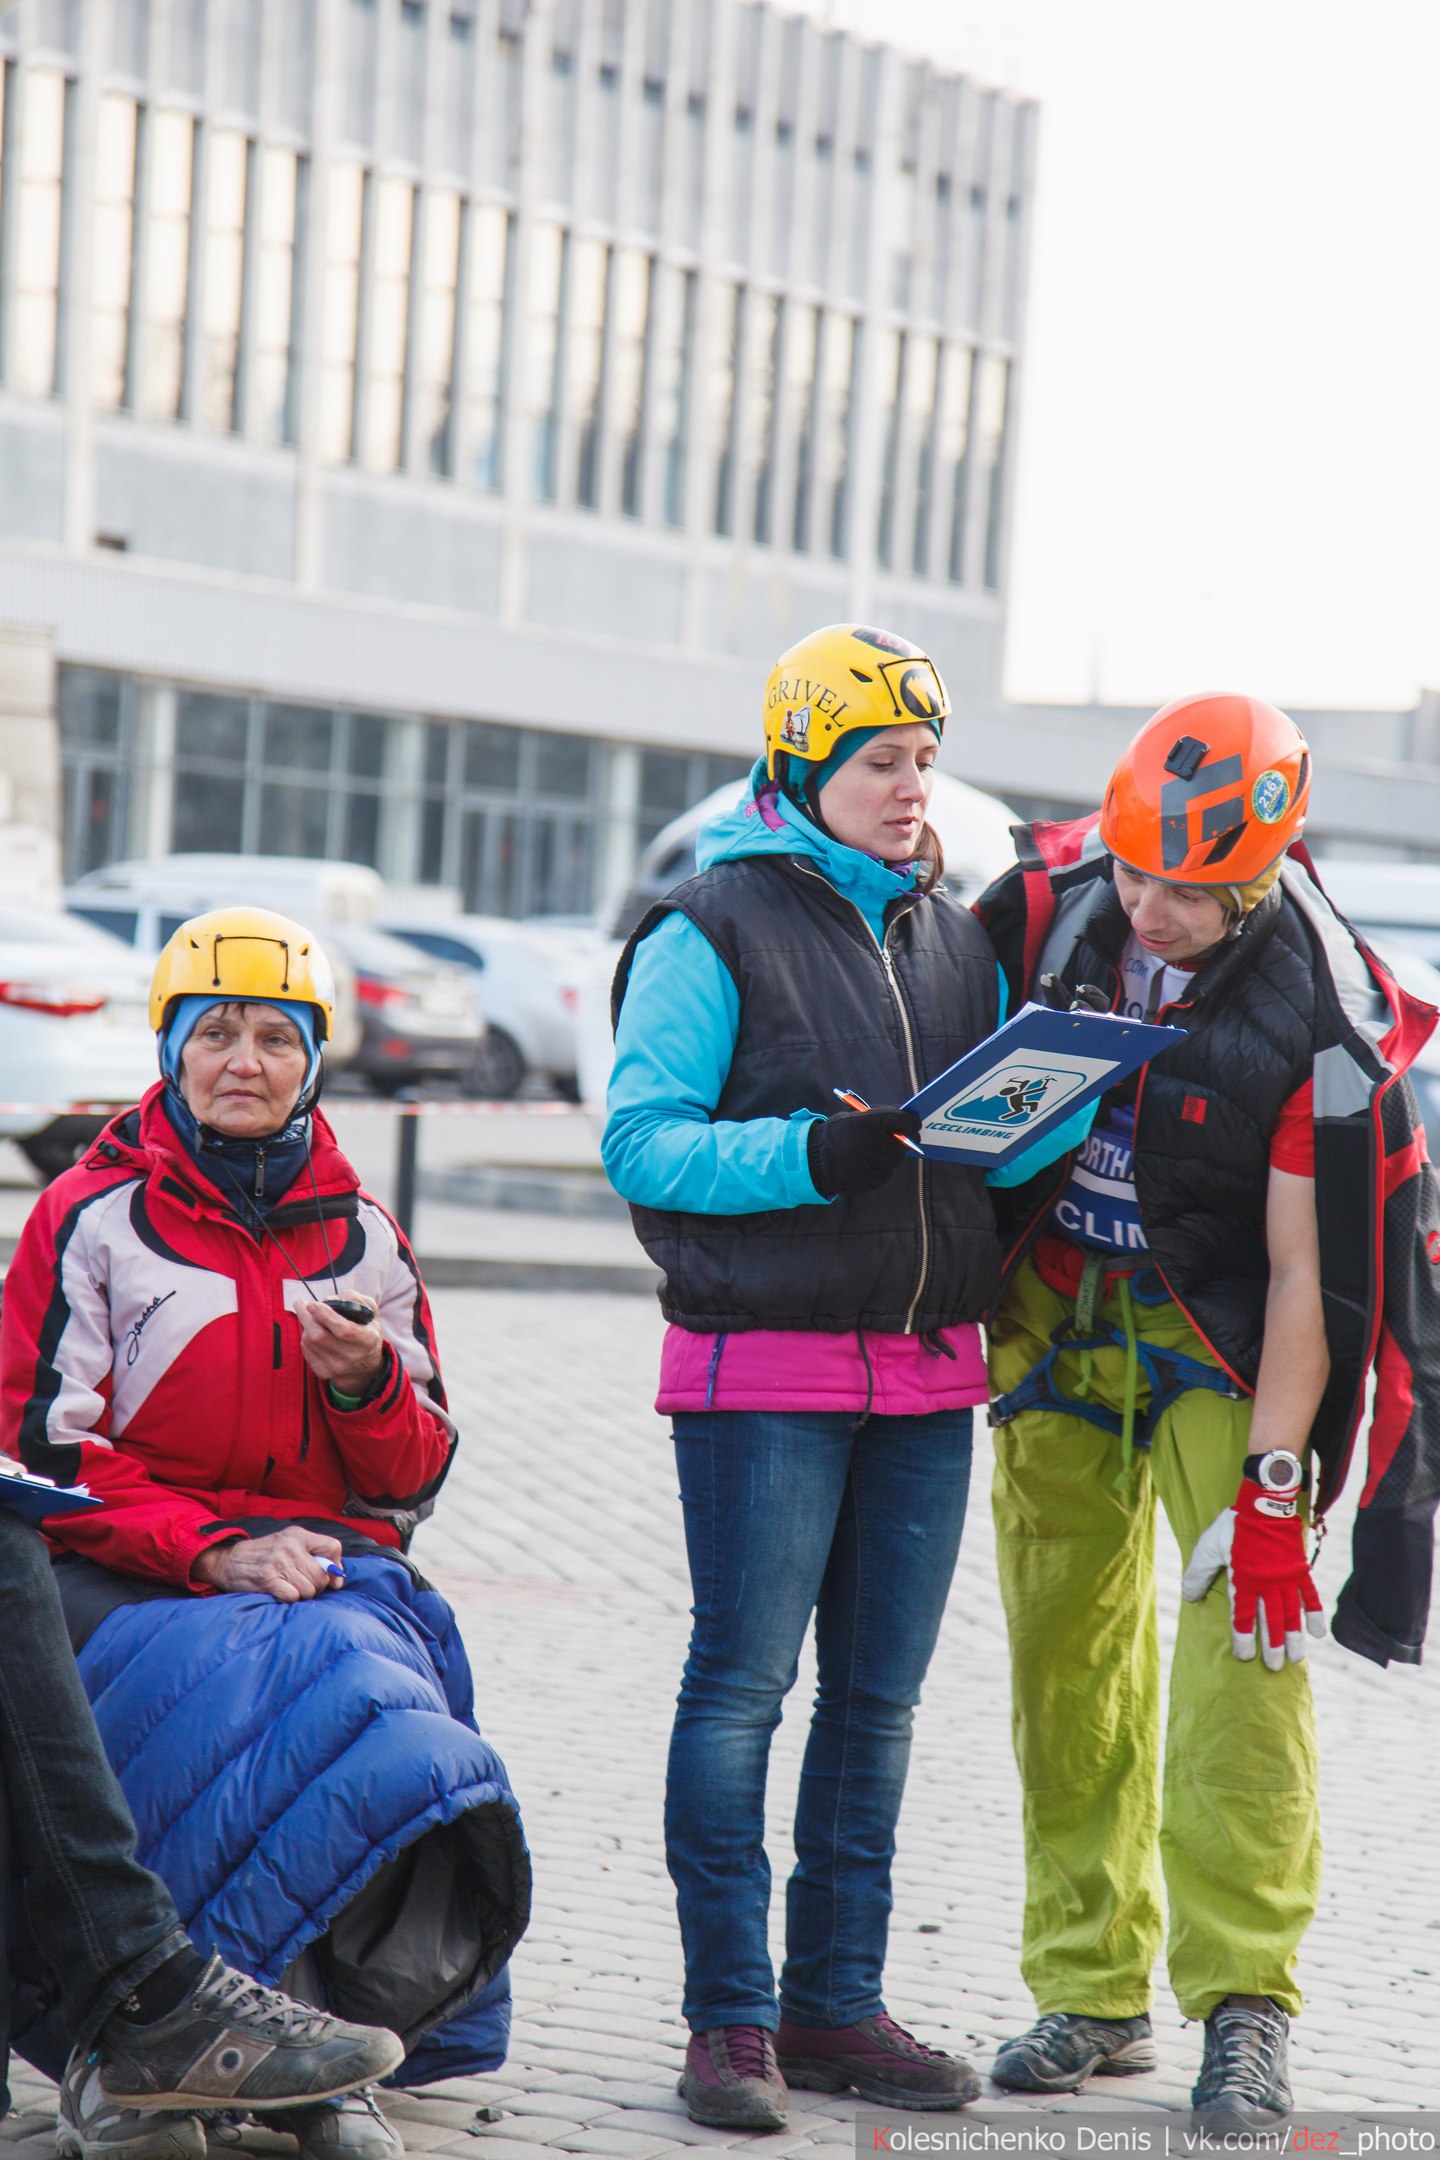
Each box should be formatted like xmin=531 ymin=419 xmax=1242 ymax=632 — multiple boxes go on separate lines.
xmin=777 ymin=2014 xmax=980 ymax=2110
xmin=992 ymin=2012 xmax=1157 ymax=2093
xmin=1192 ymin=1996 xmax=1291 ymax=2130
xmin=58 ymin=2050 xmax=205 ymax=2160
xmin=678 ymin=2027 xmax=788 ymax=2130
xmin=96 ymin=1956 xmax=405 ymax=2111
xmin=265 ymin=2090 xmax=404 ymax=2160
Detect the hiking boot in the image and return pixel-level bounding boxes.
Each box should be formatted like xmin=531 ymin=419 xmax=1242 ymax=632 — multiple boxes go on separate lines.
xmin=265 ymin=2090 xmax=404 ymax=2160
xmin=992 ymin=2011 xmax=1157 ymax=2093
xmin=678 ymin=2027 xmax=788 ymax=2130
xmin=777 ymin=2014 xmax=980 ymax=2110
xmin=95 ymin=1955 xmax=405 ymax=2111
xmin=1191 ymin=1996 xmax=1291 ymax=2130
xmin=57 ymin=2051 xmax=205 ymax=2160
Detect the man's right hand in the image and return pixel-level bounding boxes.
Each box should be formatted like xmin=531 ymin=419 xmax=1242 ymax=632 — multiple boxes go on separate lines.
xmin=191 ymin=1526 xmax=345 ymax=1602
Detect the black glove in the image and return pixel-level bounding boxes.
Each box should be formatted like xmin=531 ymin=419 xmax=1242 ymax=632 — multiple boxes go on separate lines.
xmin=807 ymin=1108 xmax=923 ymax=1198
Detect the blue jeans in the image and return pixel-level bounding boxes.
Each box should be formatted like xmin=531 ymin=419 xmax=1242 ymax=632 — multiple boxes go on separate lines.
xmin=0 ymin=1508 xmax=187 ymax=2106
xmin=666 ymin=1408 xmax=973 ymax=2033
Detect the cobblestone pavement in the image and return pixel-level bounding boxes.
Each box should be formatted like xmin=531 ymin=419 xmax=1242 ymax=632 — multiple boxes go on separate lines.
xmin=6 ymin=1290 xmax=1438 ymax=2156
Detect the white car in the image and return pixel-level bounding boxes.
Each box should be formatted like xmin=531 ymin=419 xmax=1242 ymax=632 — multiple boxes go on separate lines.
xmin=576 ymin=770 xmax=1022 ymax=1111
xmin=382 ymin=915 xmax=586 ymax=1097
xmin=0 ymin=902 xmax=158 ymax=1179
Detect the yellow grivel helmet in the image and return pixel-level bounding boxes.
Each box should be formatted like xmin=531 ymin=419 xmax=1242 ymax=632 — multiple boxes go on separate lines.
xmin=148 ymin=906 xmax=336 ymax=1040
xmin=763 ymin=624 xmax=949 ymax=778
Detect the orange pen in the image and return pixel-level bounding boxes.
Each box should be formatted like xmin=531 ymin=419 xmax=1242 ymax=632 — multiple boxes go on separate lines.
xmin=831 ymin=1087 xmax=927 ymax=1159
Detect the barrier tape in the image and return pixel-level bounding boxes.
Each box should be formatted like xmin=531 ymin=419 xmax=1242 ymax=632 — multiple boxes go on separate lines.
xmin=0 ymin=1099 xmax=590 ymax=1118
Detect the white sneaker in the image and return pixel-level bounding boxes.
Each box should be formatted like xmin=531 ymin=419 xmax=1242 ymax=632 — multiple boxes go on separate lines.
xmin=57 ymin=2049 xmax=205 ymax=2160
xmin=259 ymin=2090 xmax=403 ymax=2160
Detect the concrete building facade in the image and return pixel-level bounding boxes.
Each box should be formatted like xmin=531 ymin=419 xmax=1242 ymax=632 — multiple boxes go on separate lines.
xmin=0 ymin=0 xmax=1035 ymax=910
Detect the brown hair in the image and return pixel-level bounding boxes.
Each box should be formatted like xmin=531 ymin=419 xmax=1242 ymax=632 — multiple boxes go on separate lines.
xmin=913 ymin=821 xmax=946 ymax=893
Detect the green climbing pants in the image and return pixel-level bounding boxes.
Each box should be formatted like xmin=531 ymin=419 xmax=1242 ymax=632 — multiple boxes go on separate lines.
xmin=988 ymin=1255 xmax=1321 ymax=2023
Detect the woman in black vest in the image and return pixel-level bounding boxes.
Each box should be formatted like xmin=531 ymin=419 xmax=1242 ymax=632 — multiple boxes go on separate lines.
xmin=977 ymin=694 xmax=1440 ymax=2129
xmin=604 ymin=625 xmax=1009 ymax=2130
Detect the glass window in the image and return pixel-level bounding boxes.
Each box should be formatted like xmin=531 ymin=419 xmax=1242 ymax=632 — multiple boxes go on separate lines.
xmin=173 ymin=770 xmax=244 ymax=852
xmin=533 ymin=734 xmax=593 ymax=801
xmin=789 ymin=303 xmax=820 ymax=552
xmin=91 ymin=94 xmax=139 ymax=410
xmin=909 ymin=335 xmax=940 ymax=576
xmin=263 ymin=702 xmax=333 ymax=772
xmin=423 ymin=718 xmax=450 ymax=785
xmin=277 ymin=0 xmax=316 ymax=133
xmin=567 ymin=236 xmax=608 ymax=508
xmin=528 ymin=222 xmax=565 ymax=501
xmin=166 ymin=0 xmax=206 ymax=96
xmin=59 ymin=668 xmax=124 ymax=745
xmin=443 ymin=7 xmax=476 ymax=172
xmin=348 ymin=710 xmax=387 ymax=778
xmin=362 ymin=176 xmax=415 ymax=472
xmin=820 ymin=313 xmax=857 ymax=559
xmin=463 ymin=721 xmax=522 ymax=791
xmin=747 ymin=292 xmax=781 ymax=545
xmin=345 ymin=0 xmax=379 ymax=146
xmin=656 ymin=265 xmax=694 ymax=528
xmin=343 ymin=790 xmax=381 ymax=866
xmin=875 ymin=328 xmax=904 ymax=571
xmin=975 ymin=353 xmax=1010 ymax=589
xmin=711 ymin=283 xmax=742 ymax=537
xmin=252 ymin=147 xmax=301 ymax=445
xmin=937 ymin=343 xmax=972 ymax=582
xmin=396 ymin=0 xmax=427 ymax=165
xmin=175 ymin=690 xmax=248 ymax=762
xmin=139 ymin=109 xmax=197 ymax=421
xmin=464 ymin=202 xmax=511 ymax=490
xmin=69 ymin=905 xmax=139 ymax=943
xmin=418 ymin=189 xmax=461 ymax=474
xmin=257 ymin=782 xmax=330 ymax=857
xmin=639 ymin=746 xmax=692 ymax=822
xmin=320 ymin=161 xmax=366 ymax=462
xmin=218 ymin=0 xmax=260 ymax=110
xmin=199 ymin=129 xmax=251 ymax=432
xmin=14 ymin=69 xmax=69 ymax=397
xmin=611 ymin=251 xmax=651 ymax=517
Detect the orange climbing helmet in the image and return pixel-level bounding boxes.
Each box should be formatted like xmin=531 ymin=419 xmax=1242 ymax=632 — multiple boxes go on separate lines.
xmin=1099 ymin=692 xmax=1311 ymax=884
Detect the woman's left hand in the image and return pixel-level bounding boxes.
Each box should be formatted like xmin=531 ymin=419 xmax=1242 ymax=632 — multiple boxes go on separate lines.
xmin=296 ymin=1298 xmax=385 ymax=1393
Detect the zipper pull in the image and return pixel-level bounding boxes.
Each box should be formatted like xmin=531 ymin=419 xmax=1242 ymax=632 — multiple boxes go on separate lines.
xmin=254 ymin=1146 xmax=266 ymax=1201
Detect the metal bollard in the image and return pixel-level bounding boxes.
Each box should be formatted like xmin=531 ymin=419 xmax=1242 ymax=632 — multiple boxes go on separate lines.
xmin=393 ymin=1097 xmax=420 ymax=1242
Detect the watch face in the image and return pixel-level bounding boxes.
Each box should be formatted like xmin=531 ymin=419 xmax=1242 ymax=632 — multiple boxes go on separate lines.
xmin=1256 ymin=1449 xmax=1304 ymax=1496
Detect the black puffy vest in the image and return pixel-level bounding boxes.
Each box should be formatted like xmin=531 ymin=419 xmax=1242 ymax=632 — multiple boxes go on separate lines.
xmin=611 ymin=854 xmax=1001 ymax=1334
xmin=991 ymin=874 xmax=1317 ymax=1386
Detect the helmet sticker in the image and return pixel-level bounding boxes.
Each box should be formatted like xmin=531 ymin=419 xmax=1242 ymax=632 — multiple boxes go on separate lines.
xmin=1251 ymin=769 xmax=1291 ymax=824
xmin=780 ymin=705 xmax=812 ymax=751
xmin=899 ymin=665 xmax=943 ymax=720
xmin=852 ymin=626 xmax=917 ymax=656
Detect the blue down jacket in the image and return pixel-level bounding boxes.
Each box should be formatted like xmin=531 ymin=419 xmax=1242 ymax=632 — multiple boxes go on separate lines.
xmin=76 ymin=1555 xmax=530 ymax=2084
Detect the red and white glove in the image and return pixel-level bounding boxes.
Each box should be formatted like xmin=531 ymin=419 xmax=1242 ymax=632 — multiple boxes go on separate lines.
xmin=1181 ymin=1450 xmax=1326 ymax=1670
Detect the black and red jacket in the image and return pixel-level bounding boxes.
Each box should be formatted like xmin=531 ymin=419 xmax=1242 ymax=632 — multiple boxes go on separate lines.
xmin=0 ymin=1084 xmax=456 ymax=1587
xmin=978 ymin=816 xmax=1440 ymax=1668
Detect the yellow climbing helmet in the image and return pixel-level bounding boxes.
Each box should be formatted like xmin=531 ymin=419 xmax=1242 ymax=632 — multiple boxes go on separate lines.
xmin=148 ymin=906 xmax=336 ymax=1041
xmin=762 ymin=624 xmax=949 ymax=778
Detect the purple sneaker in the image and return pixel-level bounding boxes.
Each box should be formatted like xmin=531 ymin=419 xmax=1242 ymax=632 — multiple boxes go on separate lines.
xmin=776 ymin=2014 xmax=981 ymax=2110
xmin=678 ymin=2027 xmax=788 ymax=2131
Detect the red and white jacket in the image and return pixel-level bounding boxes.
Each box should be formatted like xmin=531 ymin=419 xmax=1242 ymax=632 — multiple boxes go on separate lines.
xmin=0 ymin=1085 xmax=457 ymax=1587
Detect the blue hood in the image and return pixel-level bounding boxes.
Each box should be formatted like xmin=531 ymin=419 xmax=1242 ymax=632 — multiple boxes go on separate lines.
xmin=696 ymin=759 xmax=920 ymax=934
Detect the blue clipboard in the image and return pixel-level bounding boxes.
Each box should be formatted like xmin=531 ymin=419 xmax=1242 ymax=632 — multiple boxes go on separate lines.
xmin=0 ymin=1465 xmax=102 ymax=1519
xmin=903 ymin=1002 xmax=1184 ymax=1167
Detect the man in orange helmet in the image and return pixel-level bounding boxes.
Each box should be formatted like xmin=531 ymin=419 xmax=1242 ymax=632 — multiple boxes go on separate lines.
xmin=974 ymin=695 xmax=1440 ymax=2127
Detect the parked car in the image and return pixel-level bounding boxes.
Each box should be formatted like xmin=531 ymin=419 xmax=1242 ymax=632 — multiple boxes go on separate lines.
xmin=66 ymin=857 xmax=372 ymax=1074
xmin=321 ymin=919 xmax=482 ymax=1094
xmin=576 ymin=769 xmax=1023 ymax=1111
xmin=0 ymin=902 xmax=158 ymax=1179
xmin=382 ymin=914 xmax=586 ymax=1098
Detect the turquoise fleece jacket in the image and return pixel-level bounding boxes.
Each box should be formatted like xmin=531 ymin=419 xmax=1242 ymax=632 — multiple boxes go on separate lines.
xmin=602 ymin=766 xmax=1088 ymax=1215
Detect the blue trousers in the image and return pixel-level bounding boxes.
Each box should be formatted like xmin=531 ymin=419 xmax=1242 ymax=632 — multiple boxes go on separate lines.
xmin=0 ymin=1509 xmax=186 ymax=2108
xmin=665 ymin=1409 xmax=973 ymax=2033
